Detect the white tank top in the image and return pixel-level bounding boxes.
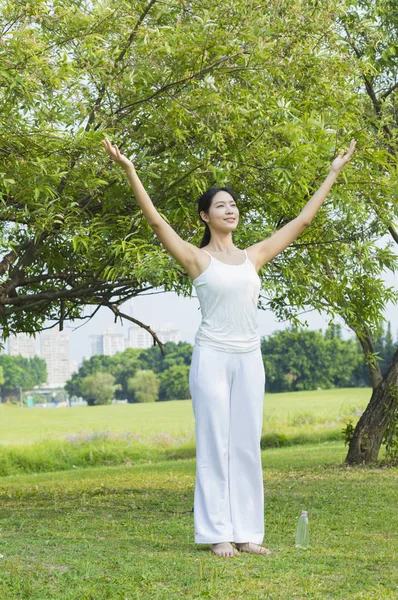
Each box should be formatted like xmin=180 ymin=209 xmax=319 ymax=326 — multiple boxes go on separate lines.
xmin=192 ymin=248 xmax=261 ymax=353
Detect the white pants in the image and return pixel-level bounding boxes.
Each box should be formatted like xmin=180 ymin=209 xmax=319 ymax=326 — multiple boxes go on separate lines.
xmin=189 ymin=343 xmax=266 ymax=544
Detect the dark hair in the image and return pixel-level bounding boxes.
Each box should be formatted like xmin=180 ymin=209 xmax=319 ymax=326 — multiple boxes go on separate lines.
xmin=197 ymin=185 xmax=237 ymax=248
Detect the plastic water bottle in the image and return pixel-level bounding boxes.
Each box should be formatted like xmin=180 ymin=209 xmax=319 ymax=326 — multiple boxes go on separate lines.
xmin=295 ymin=510 xmax=310 ymax=549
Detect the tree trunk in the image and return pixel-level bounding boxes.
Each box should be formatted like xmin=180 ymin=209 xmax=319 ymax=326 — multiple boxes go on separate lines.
xmin=345 ymin=346 xmax=398 ymax=464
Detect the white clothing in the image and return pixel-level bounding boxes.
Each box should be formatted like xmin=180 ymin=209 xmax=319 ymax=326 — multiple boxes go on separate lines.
xmin=189 ymin=343 xmax=266 ymax=544
xmin=192 ymin=248 xmax=261 ymax=353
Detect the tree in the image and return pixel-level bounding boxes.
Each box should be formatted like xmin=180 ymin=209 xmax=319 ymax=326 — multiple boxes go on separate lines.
xmin=110 ymin=347 xmax=144 ymax=402
xmin=64 ymin=341 xmax=192 ymax=401
xmin=80 ymin=372 xmax=118 ymax=406
xmin=1 ymin=0 xmax=397 ymax=459
xmin=324 ymin=324 xmax=343 ymax=341
xmin=0 ymin=354 xmax=47 ymax=402
xmin=0 ymin=1 xmax=394 ymax=344
xmin=335 ymin=0 xmax=398 ymax=463
xmin=261 ymin=326 xmax=361 ymax=392
xmin=29 ymin=355 xmax=47 ymax=389
xmin=158 ymin=364 xmax=190 ymax=400
xmin=65 ymin=354 xmax=114 ymax=397
xmin=383 ymin=322 xmax=397 ymax=371
xmin=128 ymin=370 xmax=159 ymax=403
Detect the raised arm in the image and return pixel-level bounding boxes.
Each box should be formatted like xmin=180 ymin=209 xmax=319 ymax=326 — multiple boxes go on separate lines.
xmin=248 ymin=140 xmax=356 ymax=272
xmin=102 ymin=138 xmax=196 ymax=270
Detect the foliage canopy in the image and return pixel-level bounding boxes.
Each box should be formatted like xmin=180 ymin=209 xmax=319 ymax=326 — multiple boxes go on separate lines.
xmin=0 ymin=0 xmax=396 ymax=346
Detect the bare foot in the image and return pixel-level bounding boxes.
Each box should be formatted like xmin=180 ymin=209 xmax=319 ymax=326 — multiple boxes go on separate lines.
xmin=211 ymin=542 xmax=240 ymax=557
xmin=235 ymin=542 xmax=271 ymax=555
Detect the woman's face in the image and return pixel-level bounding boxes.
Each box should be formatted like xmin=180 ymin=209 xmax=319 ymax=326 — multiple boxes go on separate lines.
xmin=201 ymin=191 xmax=239 ymax=231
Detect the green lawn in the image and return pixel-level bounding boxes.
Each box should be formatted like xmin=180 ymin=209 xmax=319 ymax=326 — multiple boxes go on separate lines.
xmin=0 ymin=441 xmax=397 ymax=599
xmin=0 ymin=388 xmax=396 ymax=598
xmin=1 ymin=387 xmax=388 ymax=477
xmin=0 ymin=387 xmax=371 ymax=445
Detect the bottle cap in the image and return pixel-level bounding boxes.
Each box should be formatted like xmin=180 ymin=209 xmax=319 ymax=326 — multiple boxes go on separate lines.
xmin=301 ymin=510 xmax=308 ymax=515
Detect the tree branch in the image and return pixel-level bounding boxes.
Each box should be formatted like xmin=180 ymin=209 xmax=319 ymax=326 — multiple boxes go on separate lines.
xmin=103 ymin=301 xmax=166 ymax=356
xmin=2 ymin=279 xmax=150 ymax=308
xmin=113 ymin=52 xmax=244 ymax=117
xmin=380 ymin=81 xmax=398 ymax=100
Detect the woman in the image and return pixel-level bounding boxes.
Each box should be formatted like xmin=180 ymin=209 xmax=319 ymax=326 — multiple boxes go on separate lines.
xmin=102 ymin=137 xmax=356 ymax=558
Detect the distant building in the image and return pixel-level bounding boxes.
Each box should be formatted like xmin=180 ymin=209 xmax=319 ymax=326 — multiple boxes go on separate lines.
xmin=103 ymin=328 xmax=125 ymax=356
xmin=8 ymin=332 xmax=37 ymax=358
xmin=40 ymin=329 xmax=71 ymax=387
xmin=127 ymin=322 xmax=180 ymax=349
xmin=121 ymin=299 xmax=180 ymax=348
xmin=89 ymin=335 xmax=104 ymax=357
xmin=88 ymin=322 xmax=181 ymax=357
xmin=127 ymin=323 xmax=153 ymax=349
xmin=157 ymin=322 xmax=180 ymax=344
xmin=89 ymin=329 xmax=125 ymax=357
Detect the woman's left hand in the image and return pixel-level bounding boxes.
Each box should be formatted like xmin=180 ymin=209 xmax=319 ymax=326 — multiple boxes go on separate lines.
xmin=330 ymin=139 xmax=356 ymax=174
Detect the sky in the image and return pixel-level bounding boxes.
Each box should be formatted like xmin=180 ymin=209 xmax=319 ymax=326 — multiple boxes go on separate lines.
xmin=63 ymin=255 xmax=397 ymax=366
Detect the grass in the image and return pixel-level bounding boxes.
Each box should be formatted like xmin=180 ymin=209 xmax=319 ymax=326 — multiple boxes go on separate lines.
xmin=0 ymin=387 xmax=379 ymax=476
xmin=0 ymin=441 xmax=397 ymax=599
xmin=0 ymin=388 xmax=396 ymax=597
xmin=0 ymin=387 xmax=370 ymax=446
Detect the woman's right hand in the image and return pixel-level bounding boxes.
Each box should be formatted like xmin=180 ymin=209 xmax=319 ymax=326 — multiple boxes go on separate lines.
xmin=102 ymin=137 xmax=135 ymax=170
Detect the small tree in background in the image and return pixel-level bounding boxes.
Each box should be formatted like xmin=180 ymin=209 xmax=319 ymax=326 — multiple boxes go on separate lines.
xmin=128 ymin=370 xmax=159 ymax=403
xmin=65 ymin=355 xmax=114 ymax=398
xmin=158 ymin=364 xmax=190 ymax=401
xmin=80 ymin=372 xmax=119 ymax=406
xmin=0 ymin=355 xmax=47 ymax=403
